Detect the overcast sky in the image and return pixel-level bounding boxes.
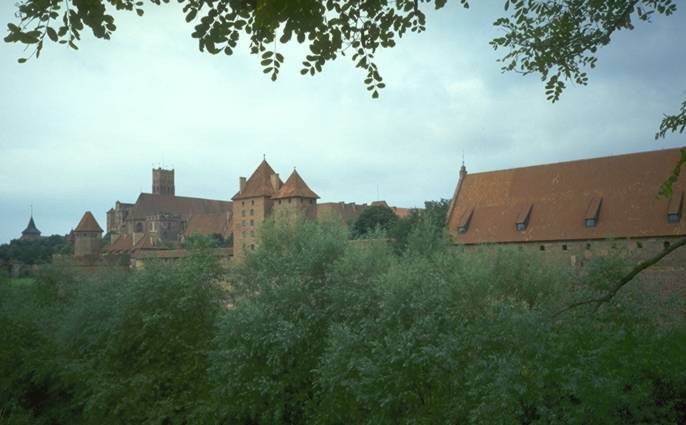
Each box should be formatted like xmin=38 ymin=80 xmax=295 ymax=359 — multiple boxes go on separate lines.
xmin=1 ymin=2 xmax=684 ymax=243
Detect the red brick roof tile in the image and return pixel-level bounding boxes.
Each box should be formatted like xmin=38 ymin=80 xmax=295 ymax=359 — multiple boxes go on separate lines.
xmin=75 ymin=211 xmax=103 ymax=233
xmin=232 ymin=160 xmax=282 ymax=200
xmin=448 ymin=148 xmax=686 ymax=244
xmin=273 ymin=170 xmax=319 ymax=199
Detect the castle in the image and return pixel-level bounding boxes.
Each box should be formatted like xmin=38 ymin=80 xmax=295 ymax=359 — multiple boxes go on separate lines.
xmin=69 ymin=159 xmax=385 ymax=265
xmin=63 ymin=148 xmax=684 ymax=277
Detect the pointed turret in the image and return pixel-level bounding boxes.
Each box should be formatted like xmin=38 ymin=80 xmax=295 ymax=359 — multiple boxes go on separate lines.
xmin=74 ymin=211 xmax=103 ymax=257
xmin=273 ymin=170 xmax=319 ymax=200
xmin=272 ymin=169 xmax=319 ymax=222
xmin=232 ymin=160 xmax=283 ymax=200
xmin=20 ymin=215 xmax=41 ymax=241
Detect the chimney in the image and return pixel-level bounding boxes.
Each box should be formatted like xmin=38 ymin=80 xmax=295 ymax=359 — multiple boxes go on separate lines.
xmin=239 ymin=177 xmax=246 ymax=193
xmin=270 ymin=173 xmax=281 ymax=191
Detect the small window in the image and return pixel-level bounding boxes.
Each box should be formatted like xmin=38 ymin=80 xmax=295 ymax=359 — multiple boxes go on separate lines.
xmin=241 ymin=210 xmax=246 ymax=217
xmin=515 ymin=204 xmax=532 ymax=232
xmin=250 ymin=219 xmax=254 ymax=226
xmin=242 ymin=201 xmax=245 ymax=206
xmin=586 ymin=243 xmax=591 ymax=250
xmin=288 ymin=199 xmax=292 ymax=204
xmin=667 ymin=192 xmax=683 ymax=224
xmin=584 ymin=197 xmax=602 ymax=228
xmin=250 ymin=209 xmax=254 ymax=216
xmin=636 ymin=241 xmax=643 ymax=249
xmin=251 ymin=200 xmax=255 ymax=205
xmin=278 ymin=200 xmax=282 ymax=204
xmin=457 ymin=208 xmax=474 ymax=235
xmin=250 ymin=244 xmax=255 ymax=251
xmin=310 ymin=199 xmax=314 ymax=204
xmin=539 ymin=245 xmax=545 ymax=251
xmin=250 ymin=231 xmax=255 ymax=237
xmin=562 ymin=244 xmax=568 ymax=251
xmin=664 ymin=241 xmax=671 ymax=249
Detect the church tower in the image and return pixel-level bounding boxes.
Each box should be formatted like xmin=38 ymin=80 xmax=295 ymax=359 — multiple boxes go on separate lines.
xmin=152 ymin=168 xmax=175 ymax=196
xmin=73 ymin=211 xmax=103 ymax=257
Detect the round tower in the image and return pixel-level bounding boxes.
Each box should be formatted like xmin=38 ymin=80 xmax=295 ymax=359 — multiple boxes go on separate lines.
xmin=73 ymin=211 xmax=103 ymax=257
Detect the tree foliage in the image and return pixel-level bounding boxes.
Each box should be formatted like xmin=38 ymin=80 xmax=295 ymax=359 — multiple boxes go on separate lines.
xmin=351 ymin=203 xmax=398 ymax=238
xmin=5 ymin=0 xmax=683 ymax=186
xmin=0 ymin=235 xmax=73 ymax=272
xmin=3 ymin=1 xmax=677 ymax=99
xmin=2 ymin=218 xmax=685 ymax=424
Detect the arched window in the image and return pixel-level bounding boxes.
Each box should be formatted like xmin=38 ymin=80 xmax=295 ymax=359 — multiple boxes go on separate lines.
xmin=135 ymin=222 xmax=143 ymax=233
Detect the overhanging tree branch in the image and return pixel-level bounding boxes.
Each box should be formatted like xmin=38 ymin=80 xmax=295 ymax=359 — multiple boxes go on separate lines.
xmin=554 ymin=236 xmax=686 ymax=317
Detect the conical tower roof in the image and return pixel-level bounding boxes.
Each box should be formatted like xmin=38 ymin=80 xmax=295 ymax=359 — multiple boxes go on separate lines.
xmin=273 ymin=170 xmax=319 ymax=199
xmin=74 ymin=211 xmax=103 ymax=233
xmin=232 ymin=160 xmax=283 ymax=200
xmin=22 ymin=216 xmax=41 ymax=236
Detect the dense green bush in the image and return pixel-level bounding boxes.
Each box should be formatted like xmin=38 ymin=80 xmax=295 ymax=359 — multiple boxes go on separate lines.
xmin=1 ymin=217 xmax=684 ymax=424
xmin=0 ymin=235 xmax=73 ymax=271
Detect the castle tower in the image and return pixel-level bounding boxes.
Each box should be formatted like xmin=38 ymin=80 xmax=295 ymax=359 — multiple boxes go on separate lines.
xmin=20 ymin=214 xmax=42 ymax=241
xmin=272 ymin=169 xmax=319 ymax=222
xmin=73 ymin=211 xmax=103 ymax=257
xmin=231 ymin=159 xmax=282 ymax=257
xmin=152 ymin=168 xmax=175 ymax=196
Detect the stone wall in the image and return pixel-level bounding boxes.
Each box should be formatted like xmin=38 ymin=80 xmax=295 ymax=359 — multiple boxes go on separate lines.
xmin=456 ymin=236 xmax=686 ymax=294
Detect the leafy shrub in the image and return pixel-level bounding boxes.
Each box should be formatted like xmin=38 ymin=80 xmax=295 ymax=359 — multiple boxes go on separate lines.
xmin=1 ymin=218 xmax=684 ymax=424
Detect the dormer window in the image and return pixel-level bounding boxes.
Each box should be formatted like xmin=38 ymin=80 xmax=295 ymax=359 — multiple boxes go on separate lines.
xmin=667 ymin=191 xmax=683 ymax=224
xmin=515 ymin=204 xmax=533 ymax=232
xmin=584 ymin=196 xmax=602 ymax=228
xmin=457 ymin=208 xmax=473 ymax=234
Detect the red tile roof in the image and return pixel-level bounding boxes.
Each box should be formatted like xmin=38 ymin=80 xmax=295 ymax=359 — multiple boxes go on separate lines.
xmin=183 ymin=212 xmax=232 ymax=238
xmin=448 ymin=148 xmax=686 ymax=244
xmin=273 ymin=170 xmax=319 ymax=199
xmin=75 ymin=211 xmax=103 ymax=233
xmin=232 ymin=160 xmax=282 ymax=200
xmin=102 ymin=234 xmax=134 ymax=254
xmin=128 ymin=193 xmax=232 ymax=220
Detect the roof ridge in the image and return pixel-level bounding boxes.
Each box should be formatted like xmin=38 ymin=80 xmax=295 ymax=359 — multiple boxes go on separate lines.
xmin=273 ymin=169 xmax=319 ymax=199
xmin=75 ymin=211 xmax=103 ymax=233
xmin=465 ymin=147 xmax=683 ymax=177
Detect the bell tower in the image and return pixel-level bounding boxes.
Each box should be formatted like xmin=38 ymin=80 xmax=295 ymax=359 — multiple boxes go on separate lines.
xmin=152 ymin=168 xmax=175 ymax=196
